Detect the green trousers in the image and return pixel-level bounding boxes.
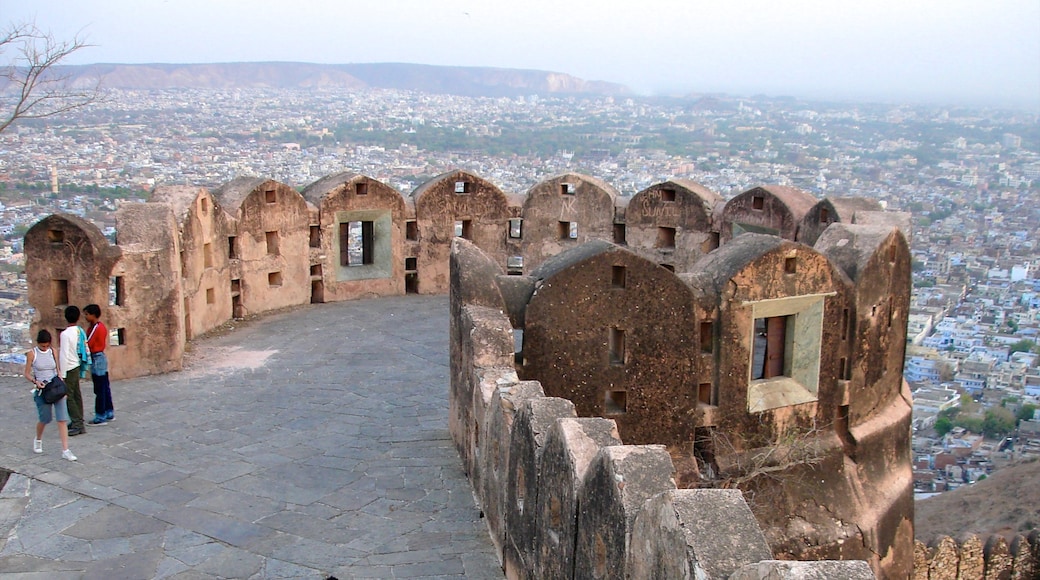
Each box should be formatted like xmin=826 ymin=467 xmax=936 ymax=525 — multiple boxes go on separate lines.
xmin=64 ymin=369 xmax=84 ymax=431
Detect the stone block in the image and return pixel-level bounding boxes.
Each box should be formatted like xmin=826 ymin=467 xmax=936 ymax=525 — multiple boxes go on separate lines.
xmin=729 ymin=559 xmax=875 ymax=579
xmin=628 ymin=489 xmax=772 ymax=580
xmin=467 ymin=366 xmax=518 ymax=496
xmin=502 ymin=397 xmax=577 ymax=579
xmin=532 ymin=417 xmax=622 ymax=580
xmin=574 ymin=445 xmax=675 ymax=580
xmin=481 ymin=381 xmax=545 ymax=560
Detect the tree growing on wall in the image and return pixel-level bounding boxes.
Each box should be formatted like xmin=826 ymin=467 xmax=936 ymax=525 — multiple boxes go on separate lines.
xmin=0 ymin=20 xmax=100 ymax=134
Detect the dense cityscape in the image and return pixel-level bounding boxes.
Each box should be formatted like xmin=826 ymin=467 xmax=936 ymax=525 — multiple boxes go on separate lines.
xmin=1 ymin=87 xmax=1039 ymax=506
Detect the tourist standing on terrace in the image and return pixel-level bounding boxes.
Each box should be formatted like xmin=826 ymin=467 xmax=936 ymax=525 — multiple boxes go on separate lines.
xmin=84 ymin=304 xmax=115 ymax=425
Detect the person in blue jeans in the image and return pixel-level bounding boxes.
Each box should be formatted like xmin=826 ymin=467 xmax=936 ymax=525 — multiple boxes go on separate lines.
xmin=84 ymin=304 xmax=115 ymax=424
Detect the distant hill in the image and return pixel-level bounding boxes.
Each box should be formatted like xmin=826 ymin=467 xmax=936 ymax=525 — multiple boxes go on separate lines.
xmin=58 ymin=62 xmax=632 ymax=98
xmin=915 ymin=457 xmax=1040 ymax=542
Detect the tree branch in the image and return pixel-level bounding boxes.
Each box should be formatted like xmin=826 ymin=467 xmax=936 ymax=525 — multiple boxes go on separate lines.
xmin=0 ymin=20 xmax=102 ymax=134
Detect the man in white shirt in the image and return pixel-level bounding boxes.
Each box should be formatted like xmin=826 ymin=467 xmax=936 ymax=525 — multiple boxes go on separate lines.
xmin=59 ymin=305 xmax=86 ymax=436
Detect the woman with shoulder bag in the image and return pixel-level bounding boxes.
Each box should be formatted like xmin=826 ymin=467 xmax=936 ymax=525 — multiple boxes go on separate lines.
xmin=24 ymin=330 xmax=76 ymax=461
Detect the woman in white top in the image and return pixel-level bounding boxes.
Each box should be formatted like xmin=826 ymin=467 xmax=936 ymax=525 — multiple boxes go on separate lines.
xmin=24 ymin=329 xmax=76 ymax=460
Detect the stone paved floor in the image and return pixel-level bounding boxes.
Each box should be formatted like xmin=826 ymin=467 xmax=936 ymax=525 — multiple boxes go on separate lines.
xmin=0 ymin=296 xmax=501 ymax=579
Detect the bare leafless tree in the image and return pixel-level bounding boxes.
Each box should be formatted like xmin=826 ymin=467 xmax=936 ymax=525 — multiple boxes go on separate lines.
xmin=0 ymin=20 xmax=101 ymax=134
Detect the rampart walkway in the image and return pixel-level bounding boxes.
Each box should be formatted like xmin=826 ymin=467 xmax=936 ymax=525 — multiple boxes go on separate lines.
xmin=0 ymin=296 xmax=500 ymax=578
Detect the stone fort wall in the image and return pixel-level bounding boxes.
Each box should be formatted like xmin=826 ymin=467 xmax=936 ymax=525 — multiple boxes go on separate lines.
xmin=24 ymin=170 xmax=936 ymax=577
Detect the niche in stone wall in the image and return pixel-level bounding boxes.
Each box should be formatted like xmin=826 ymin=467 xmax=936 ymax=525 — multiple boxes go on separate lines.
xmin=334 ymin=209 xmax=393 ymax=282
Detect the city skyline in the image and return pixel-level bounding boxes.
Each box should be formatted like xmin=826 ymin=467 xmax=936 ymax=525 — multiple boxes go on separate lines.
xmin=2 ymin=0 xmax=1038 ymax=110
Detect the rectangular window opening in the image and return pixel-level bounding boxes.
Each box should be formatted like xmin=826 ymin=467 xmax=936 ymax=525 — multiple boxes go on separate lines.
xmin=454 ymin=181 xmax=472 ymax=194
xmin=506 ymin=256 xmax=524 ymax=275
xmin=841 ymin=308 xmax=850 ymax=341
xmin=700 ymin=321 xmax=713 ymax=353
xmin=839 ymin=357 xmax=848 ymax=381
xmin=405 ymin=257 xmax=417 ymax=271
xmin=513 ymin=328 xmax=524 ymax=366
xmin=784 ymin=257 xmax=797 ymax=274
xmin=561 ymin=183 xmax=576 ymax=195
xmin=752 ymin=195 xmax=765 ymax=210
xmin=110 ymin=276 xmax=124 ymax=306
xmin=698 ymin=383 xmax=712 ymax=405
xmin=613 ymin=224 xmax=627 ymax=245
xmin=406 ymin=220 xmax=418 ymax=241
xmin=660 ymin=263 xmax=675 ymax=272
xmin=405 ymin=272 xmax=419 ymax=294
xmin=264 ymin=189 xmax=276 ymax=204
xmin=110 ymin=327 xmax=126 ymax=346
xmin=52 ymin=279 xmax=69 ymax=307
xmin=200 ymin=197 xmax=209 ymax=214
xmin=660 ymin=188 xmax=676 ymax=202
xmin=559 ymin=221 xmax=578 ymax=240
xmin=701 ymin=231 xmax=720 ymax=253
xmin=265 ymin=231 xmax=279 ymax=255
xmin=268 ymin=271 xmax=283 ymax=287
xmin=609 ymin=326 xmax=626 ymax=365
xmin=341 ymin=221 xmax=375 ymax=266
xmin=47 ymin=229 xmax=64 ymax=244
xmin=203 ymin=243 xmax=213 ymax=268
xmin=205 ymin=287 xmax=215 ymax=304
xmin=227 ymin=236 xmax=238 ymax=260
xmin=508 ymin=218 xmax=523 ymax=239
xmin=309 ymin=225 xmax=320 ymax=248
xmin=310 ymin=264 xmax=322 ymax=276
xmin=455 ymin=220 xmax=473 ymax=240
xmin=230 ymin=279 xmax=241 ymax=295
xmin=820 ymin=207 xmax=830 ymax=222
xmin=604 ymin=390 xmax=627 ymax=414
xmin=752 ymin=316 xmax=790 ymax=380
xmin=612 ymin=265 xmax=626 ymax=289
xmin=656 ymin=227 xmax=676 ymax=249
xmin=355 ymin=182 xmax=368 ymax=195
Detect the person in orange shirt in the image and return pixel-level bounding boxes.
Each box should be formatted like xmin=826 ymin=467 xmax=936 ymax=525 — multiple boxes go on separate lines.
xmin=84 ymin=304 xmax=115 ymax=425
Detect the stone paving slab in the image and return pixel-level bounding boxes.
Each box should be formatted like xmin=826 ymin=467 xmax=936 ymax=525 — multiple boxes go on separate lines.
xmin=0 ymin=296 xmax=501 ymax=578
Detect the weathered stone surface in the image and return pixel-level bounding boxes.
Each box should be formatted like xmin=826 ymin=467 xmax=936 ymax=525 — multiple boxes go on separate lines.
xmin=729 ymin=559 xmax=875 ymax=579
xmin=574 ymin=445 xmax=675 ymax=580
xmin=625 ymin=179 xmax=721 ymax=273
xmin=519 ymin=173 xmax=618 ymax=271
xmin=534 ymin=417 xmax=621 ymax=580
xmin=984 ymin=535 xmax=1013 ymax=579
xmin=929 ymin=536 xmax=961 ymax=580
xmin=628 ymin=489 xmax=772 ymax=580
xmin=502 ymin=397 xmax=576 ymax=579
xmin=481 ymin=381 xmax=545 ymax=559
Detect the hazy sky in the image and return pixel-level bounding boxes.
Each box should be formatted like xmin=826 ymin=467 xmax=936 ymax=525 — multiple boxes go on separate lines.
xmin=3 ymin=0 xmax=1038 ymax=108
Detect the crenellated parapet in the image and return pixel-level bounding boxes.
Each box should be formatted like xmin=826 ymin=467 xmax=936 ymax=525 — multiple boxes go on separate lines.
xmin=448 ymin=236 xmax=890 ymax=579
xmin=26 ymin=172 xmax=903 ymax=381
xmin=912 ymin=534 xmax=1040 ymax=579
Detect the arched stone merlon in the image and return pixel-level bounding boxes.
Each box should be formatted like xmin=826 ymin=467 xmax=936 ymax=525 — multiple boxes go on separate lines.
xmin=627 ymin=489 xmax=772 ymax=580
xmin=720 ymin=185 xmax=818 ymax=243
xmin=520 ymin=173 xmax=619 ymax=271
xmin=481 ymin=381 xmax=545 ymax=561
xmin=414 ymin=169 xmax=511 ymax=292
xmin=574 ymin=445 xmax=676 ymax=580
xmin=534 ymin=417 xmax=621 ymax=580
xmin=797 ymin=197 xmax=883 ymax=246
xmin=212 ymin=177 xmax=312 ymax=316
xmin=984 ymin=535 xmax=1014 ymax=579
xmin=816 ymin=224 xmax=912 ymax=421
xmin=523 ymin=242 xmax=702 ymax=447
xmin=151 ymin=185 xmax=235 ymax=340
xmin=852 ymin=209 xmax=913 ymax=244
xmin=107 ymin=203 xmax=184 ymax=378
xmin=926 ymin=535 xmax=960 ymax=580
xmin=301 ymin=172 xmax=408 ymax=300
xmin=625 ymin=180 xmax=722 ymax=272
xmin=1011 ymin=533 xmax=1039 ymax=578
xmin=503 ymin=397 xmax=577 ymax=579
xmin=687 ymin=234 xmax=852 ymax=418
xmin=25 ymin=213 xmax=120 ymax=340
xmin=958 ymin=535 xmax=987 ymax=580
xmin=729 ymin=560 xmax=875 ymax=579
xmin=450 ymin=302 xmax=513 ymax=479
